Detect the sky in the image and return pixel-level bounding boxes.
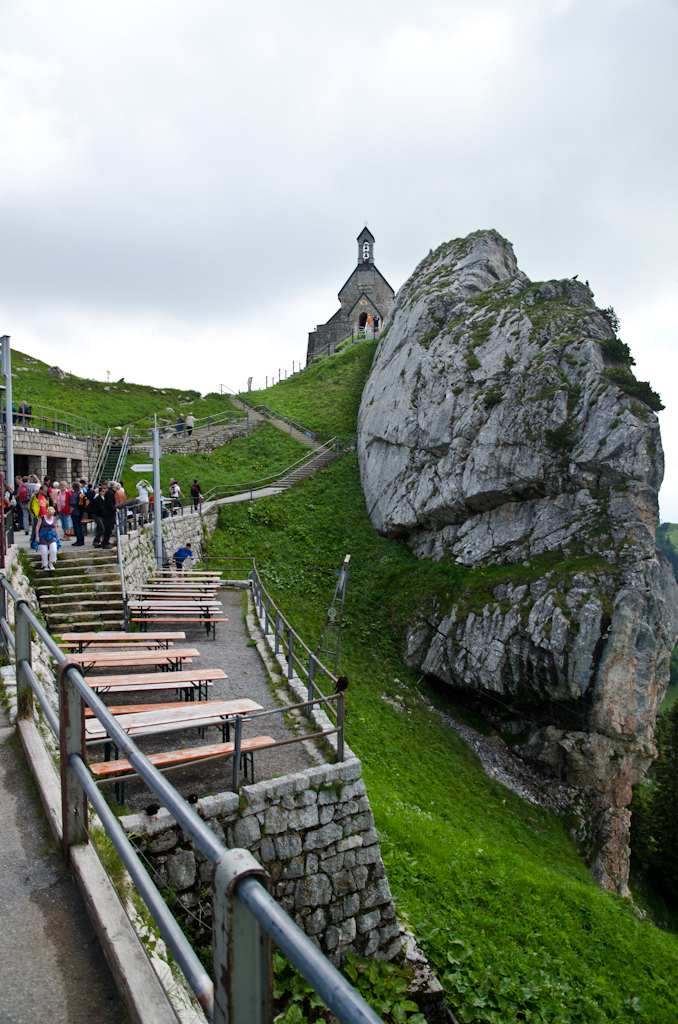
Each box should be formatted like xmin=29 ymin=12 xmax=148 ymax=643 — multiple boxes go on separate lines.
xmin=0 ymin=0 xmax=677 ymax=514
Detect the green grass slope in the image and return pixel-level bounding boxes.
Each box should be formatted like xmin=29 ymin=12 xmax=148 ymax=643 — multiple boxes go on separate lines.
xmin=211 ymin=345 xmax=678 ymax=1022
xmin=210 ymin=457 xmax=678 ymax=1022
xmin=239 ymin=339 xmax=378 ymax=438
xmin=8 ymin=348 xmax=237 ymax=429
xmin=120 ymin=422 xmax=309 ymax=497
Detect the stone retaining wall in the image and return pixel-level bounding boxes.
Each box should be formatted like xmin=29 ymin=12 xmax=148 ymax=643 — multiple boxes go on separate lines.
xmin=131 ymin=420 xmax=256 ymax=456
xmin=120 ymin=758 xmax=402 ymax=966
xmin=119 ymin=513 xmax=208 ymax=594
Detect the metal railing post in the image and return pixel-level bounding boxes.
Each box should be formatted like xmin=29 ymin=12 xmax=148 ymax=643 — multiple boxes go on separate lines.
xmin=212 ymin=849 xmax=271 ymax=1024
xmin=337 ymin=692 xmax=344 ymax=762
xmin=232 ymin=715 xmax=242 ymax=793
xmin=274 ymin=611 xmax=280 ymax=655
xmin=264 ymin=595 xmax=270 ymax=635
xmin=59 ymin=662 xmax=88 ymax=860
xmin=287 ymin=630 xmax=294 ymax=680
xmin=15 ymin=599 xmax=33 ymax=718
xmin=308 ymin=653 xmax=315 ymax=702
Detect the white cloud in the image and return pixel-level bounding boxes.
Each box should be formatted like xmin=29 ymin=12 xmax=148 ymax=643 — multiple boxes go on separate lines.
xmin=0 ymin=0 xmax=677 ymax=509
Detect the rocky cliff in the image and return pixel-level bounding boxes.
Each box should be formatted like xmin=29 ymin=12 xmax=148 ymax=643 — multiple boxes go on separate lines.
xmin=356 ymin=230 xmax=678 ymax=895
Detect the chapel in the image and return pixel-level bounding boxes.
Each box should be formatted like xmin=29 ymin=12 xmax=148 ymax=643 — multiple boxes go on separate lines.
xmin=306 ymin=228 xmax=395 ymax=365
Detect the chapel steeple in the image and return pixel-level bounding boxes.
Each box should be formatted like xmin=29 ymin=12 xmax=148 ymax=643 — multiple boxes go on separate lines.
xmin=357 ymin=226 xmax=375 ymax=266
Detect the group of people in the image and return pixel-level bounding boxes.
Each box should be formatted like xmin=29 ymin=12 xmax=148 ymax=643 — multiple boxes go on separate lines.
xmin=133 ymin=477 xmax=203 ymax=519
xmin=6 ymin=475 xmax=129 ymax=568
xmin=174 ymin=412 xmax=196 ymax=437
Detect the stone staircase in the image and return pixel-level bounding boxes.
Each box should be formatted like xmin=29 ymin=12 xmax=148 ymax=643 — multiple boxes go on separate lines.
xmin=273 ymin=443 xmax=337 ymax=487
xmin=33 ymin=545 xmax=125 ymax=634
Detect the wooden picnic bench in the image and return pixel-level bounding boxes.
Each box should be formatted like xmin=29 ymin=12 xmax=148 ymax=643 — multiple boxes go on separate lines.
xmin=70 ymin=648 xmax=199 ymax=674
xmin=85 ymin=697 xmax=263 ymax=743
xmin=60 ymin=631 xmax=186 ymax=652
xmin=131 ymin=616 xmax=228 ymax=640
xmin=90 ymin=734 xmax=275 ymax=802
xmin=87 ymin=668 xmax=226 ymax=701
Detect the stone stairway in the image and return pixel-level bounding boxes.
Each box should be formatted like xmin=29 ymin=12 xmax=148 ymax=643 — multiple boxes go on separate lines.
xmin=273 ymin=442 xmax=337 ymax=487
xmin=32 ymin=545 xmax=125 ymax=634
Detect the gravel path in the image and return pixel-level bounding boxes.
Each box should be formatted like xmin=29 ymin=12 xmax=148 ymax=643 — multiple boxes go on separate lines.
xmin=90 ymin=588 xmax=313 ymax=810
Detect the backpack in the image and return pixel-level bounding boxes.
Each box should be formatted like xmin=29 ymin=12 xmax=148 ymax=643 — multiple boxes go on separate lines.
xmin=18 ymin=484 xmax=28 ymax=503
xmin=190 ymin=483 xmax=200 ymax=497
xmin=28 ymin=494 xmax=40 ymax=519
xmin=79 ymin=490 xmax=90 ymax=513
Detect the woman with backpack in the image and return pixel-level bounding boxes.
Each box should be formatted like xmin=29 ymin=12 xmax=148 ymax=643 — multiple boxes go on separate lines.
xmin=68 ymin=482 xmax=85 ymax=546
xmin=37 ymin=505 xmax=60 ymax=570
xmin=55 ymin=481 xmax=73 ymax=538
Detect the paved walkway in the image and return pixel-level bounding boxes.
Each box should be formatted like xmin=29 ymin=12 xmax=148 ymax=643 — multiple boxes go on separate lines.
xmin=90 ymin=589 xmax=314 ymax=811
xmin=0 ymin=708 xmax=125 ymax=1023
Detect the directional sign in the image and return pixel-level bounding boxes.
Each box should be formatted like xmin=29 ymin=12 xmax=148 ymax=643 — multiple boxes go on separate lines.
xmin=131 ymin=464 xmax=153 ymax=472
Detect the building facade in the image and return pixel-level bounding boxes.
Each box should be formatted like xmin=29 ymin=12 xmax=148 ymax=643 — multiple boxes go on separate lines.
xmin=306 ymin=228 xmax=395 ymax=365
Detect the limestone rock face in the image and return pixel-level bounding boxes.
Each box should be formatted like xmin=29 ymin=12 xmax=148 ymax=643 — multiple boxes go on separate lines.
xmin=357 ymin=230 xmax=678 ymax=894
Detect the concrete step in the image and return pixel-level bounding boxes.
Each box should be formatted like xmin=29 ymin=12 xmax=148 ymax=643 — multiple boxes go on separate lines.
xmin=50 ymin=621 xmax=126 ymax=633
xmin=46 ymin=609 xmax=126 ymax=625
xmin=35 ymin=586 xmax=123 ymax=603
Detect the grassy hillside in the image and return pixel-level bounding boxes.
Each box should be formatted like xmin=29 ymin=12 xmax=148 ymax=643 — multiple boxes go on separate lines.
xmin=239 ymin=339 xmax=378 ymax=438
xmin=120 ymin=422 xmax=309 ymax=496
xmin=210 ymin=345 xmax=678 ymax=1022
xmin=210 ymin=457 xmax=678 ymax=1022
xmin=8 ymin=347 xmax=237 ymax=429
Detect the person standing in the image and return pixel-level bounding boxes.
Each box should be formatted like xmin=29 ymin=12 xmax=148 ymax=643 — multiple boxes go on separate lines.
xmin=101 ymin=482 xmax=117 ymax=548
xmin=37 ymin=506 xmax=60 ymax=570
xmin=190 ymin=479 xmax=202 ymax=510
xmin=56 ymin=481 xmax=73 ymax=538
xmin=68 ymin=482 xmax=85 ymax=546
xmin=175 ymin=413 xmax=185 ymax=436
xmin=169 ymin=478 xmax=183 ymax=511
xmin=17 ymin=476 xmax=30 ymax=533
xmin=185 ymin=412 xmax=195 ymax=436
xmin=90 ymin=485 xmax=106 ymax=547
xmin=28 ymin=482 xmax=47 ymax=548
xmin=135 ymin=479 xmax=149 ymax=522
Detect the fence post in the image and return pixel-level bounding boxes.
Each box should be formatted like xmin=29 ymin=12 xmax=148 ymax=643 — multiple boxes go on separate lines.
xmin=15 ymin=599 xmax=33 ymax=718
xmin=287 ymin=630 xmax=294 ymax=680
xmin=274 ymin=611 xmax=280 ymax=655
xmin=212 ymin=849 xmax=271 ymax=1024
xmin=232 ymin=715 xmax=242 ymax=793
xmin=337 ymin=692 xmax=345 ymax=762
xmin=308 ymin=654 xmax=315 ymax=702
xmin=264 ymin=595 xmax=270 ymax=635
xmin=59 ymin=661 xmax=88 ymax=861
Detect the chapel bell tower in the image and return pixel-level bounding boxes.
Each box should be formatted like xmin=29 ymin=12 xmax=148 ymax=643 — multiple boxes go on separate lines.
xmin=357 ymin=227 xmax=375 ymax=266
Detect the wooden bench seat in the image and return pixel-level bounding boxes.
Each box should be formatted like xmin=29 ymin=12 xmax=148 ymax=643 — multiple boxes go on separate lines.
xmin=91 ymin=734 xmax=275 ymax=800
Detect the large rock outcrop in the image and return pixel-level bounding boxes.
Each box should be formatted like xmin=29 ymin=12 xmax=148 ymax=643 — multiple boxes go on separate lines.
xmin=357 ymin=230 xmax=678 ymax=894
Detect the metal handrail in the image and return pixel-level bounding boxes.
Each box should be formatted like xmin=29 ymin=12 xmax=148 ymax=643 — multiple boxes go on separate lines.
xmin=0 ymin=576 xmax=378 ymax=1024
xmin=0 ymin=395 xmax=106 ymax=440
xmin=200 ymin=437 xmax=345 ymax=504
xmin=112 ymin=427 xmax=131 ymax=482
xmin=91 ymin=428 xmax=112 ymax=486
xmin=249 ymin=404 xmax=318 ymax=440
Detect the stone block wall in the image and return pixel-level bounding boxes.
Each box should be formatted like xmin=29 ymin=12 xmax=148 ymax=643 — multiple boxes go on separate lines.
xmin=119 ymin=512 xmax=208 ymax=594
xmin=1 ymin=424 xmax=103 ymax=480
xmin=130 ymin=420 xmax=256 ymax=457
xmin=119 ymin=757 xmax=402 ymax=966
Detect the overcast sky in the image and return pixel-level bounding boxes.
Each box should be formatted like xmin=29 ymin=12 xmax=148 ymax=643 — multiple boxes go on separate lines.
xmin=1 ymin=0 xmax=677 ymax=514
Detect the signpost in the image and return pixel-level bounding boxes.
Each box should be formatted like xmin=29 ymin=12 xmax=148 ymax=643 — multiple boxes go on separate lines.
xmin=151 ymin=422 xmax=162 ymax=569
xmin=131 ymin=464 xmax=153 ymax=472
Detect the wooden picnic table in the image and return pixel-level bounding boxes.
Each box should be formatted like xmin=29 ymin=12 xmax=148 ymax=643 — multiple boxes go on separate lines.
xmin=131 ymin=616 xmax=228 ymax=640
xmin=60 ymin=631 xmax=186 ymax=652
xmin=87 ymin=668 xmax=226 ymax=700
xmin=131 ymin=592 xmax=221 ymax=601
xmin=70 ymin=648 xmax=200 ymax=674
xmin=86 ymin=697 xmax=263 ymax=743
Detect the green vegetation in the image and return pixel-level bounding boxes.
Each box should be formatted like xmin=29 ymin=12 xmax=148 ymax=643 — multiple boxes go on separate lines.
xmin=602 ymin=367 xmax=664 ymax=412
xmin=600 ymin=337 xmax=635 ymax=367
xmin=120 ymin=422 xmax=309 ymax=496
xmin=7 ymin=347 xmax=237 ymax=429
xmin=238 ymin=339 xmax=378 ymax=438
xmin=209 ymin=455 xmax=678 ymax=1021
xmin=544 ymin=423 xmax=575 ymax=453
xmin=274 ymin=951 xmax=425 ymax=1023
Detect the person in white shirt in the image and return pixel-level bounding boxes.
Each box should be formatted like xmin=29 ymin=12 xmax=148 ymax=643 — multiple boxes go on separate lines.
xmin=185 ymin=412 xmax=195 ymax=436
xmin=169 ymin=478 xmax=183 ymax=512
xmin=136 ymin=479 xmax=150 ymax=522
